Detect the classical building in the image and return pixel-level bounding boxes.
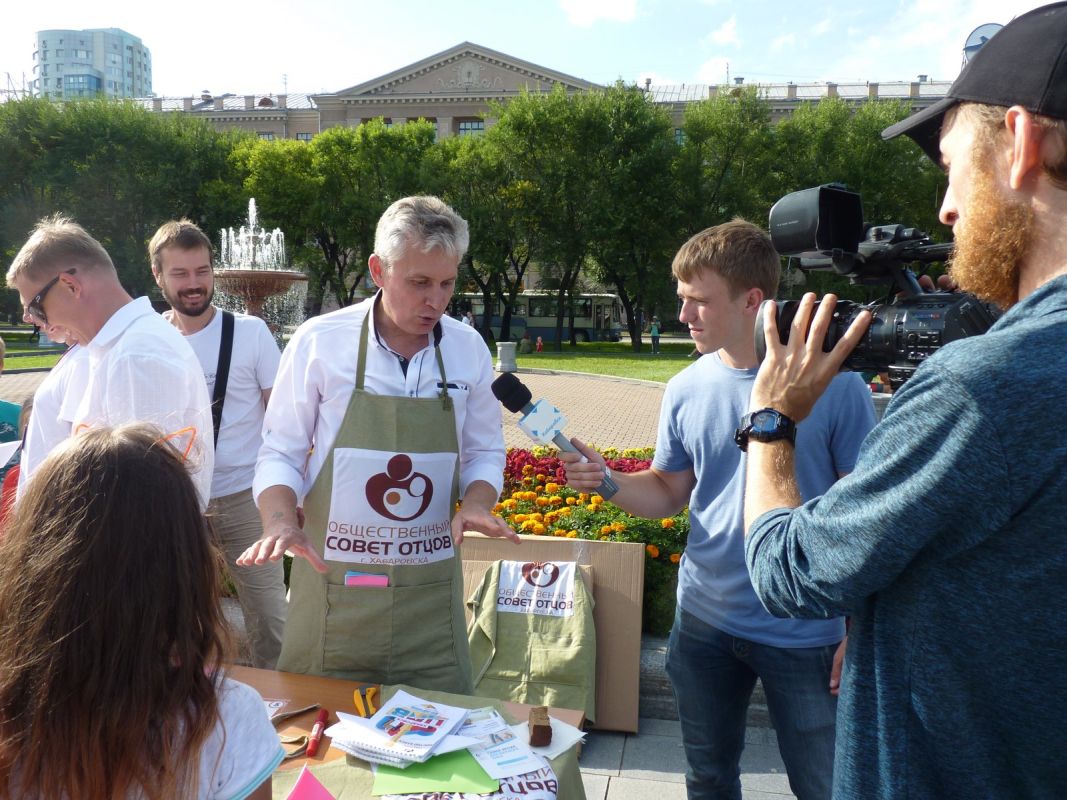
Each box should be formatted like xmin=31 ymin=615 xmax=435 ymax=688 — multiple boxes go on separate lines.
xmin=138 ymin=42 xmax=951 ymax=139
xmin=33 ymin=28 xmax=151 ymax=100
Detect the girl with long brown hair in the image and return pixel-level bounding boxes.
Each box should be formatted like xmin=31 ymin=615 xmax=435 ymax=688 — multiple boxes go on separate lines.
xmin=0 ymin=424 xmax=282 ymax=798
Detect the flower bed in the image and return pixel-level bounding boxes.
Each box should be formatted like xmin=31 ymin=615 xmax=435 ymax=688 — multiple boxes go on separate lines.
xmin=495 ymin=446 xmax=687 ymax=635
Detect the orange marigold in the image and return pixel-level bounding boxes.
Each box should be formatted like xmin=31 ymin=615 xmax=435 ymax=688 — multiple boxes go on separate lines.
xmin=566 ymin=497 xmax=578 ymax=506
xmin=545 ymin=482 xmax=560 ymax=494
xmin=533 ymin=523 xmax=547 ymax=535
xmin=600 ymin=525 xmax=613 ymax=535
xmin=646 ymin=544 xmax=660 ymax=558
xmin=661 ymin=518 xmax=676 ymax=529
xmin=670 ymin=553 xmax=681 ymax=564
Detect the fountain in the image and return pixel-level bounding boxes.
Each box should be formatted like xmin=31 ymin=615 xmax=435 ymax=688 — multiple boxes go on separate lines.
xmin=215 ymin=199 xmax=308 ymax=332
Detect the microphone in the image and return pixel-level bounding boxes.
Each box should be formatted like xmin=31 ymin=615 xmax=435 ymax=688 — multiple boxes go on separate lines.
xmin=492 ymin=373 xmax=619 ymax=499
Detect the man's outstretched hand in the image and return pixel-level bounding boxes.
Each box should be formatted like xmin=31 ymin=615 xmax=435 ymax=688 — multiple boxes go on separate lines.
xmin=751 ymin=293 xmax=871 ymax=422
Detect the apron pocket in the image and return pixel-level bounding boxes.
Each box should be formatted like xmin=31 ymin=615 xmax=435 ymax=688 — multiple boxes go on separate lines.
xmin=390 ymin=579 xmax=461 ymax=672
xmin=322 ymin=583 xmax=395 ymax=675
xmin=321 ymin=579 xmax=460 ymax=676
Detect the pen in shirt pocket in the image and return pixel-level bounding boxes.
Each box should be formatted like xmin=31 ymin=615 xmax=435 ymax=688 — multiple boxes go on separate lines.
xmin=436 ymin=381 xmax=469 ymax=391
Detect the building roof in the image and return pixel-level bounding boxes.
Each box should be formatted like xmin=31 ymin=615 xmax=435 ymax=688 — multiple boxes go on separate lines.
xmin=132 ymin=93 xmax=316 ymax=111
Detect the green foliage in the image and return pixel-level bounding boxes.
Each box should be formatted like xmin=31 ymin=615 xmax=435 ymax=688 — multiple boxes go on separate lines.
xmin=581 ymin=84 xmax=683 ymax=350
xmin=241 ymin=119 xmax=437 ymax=311
xmin=0 ymin=91 xmax=950 ymax=324
xmin=771 ymin=99 xmax=949 ymax=301
xmin=676 ymin=86 xmax=776 ymax=233
xmin=0 ymin=97 xmax=243 ymax=295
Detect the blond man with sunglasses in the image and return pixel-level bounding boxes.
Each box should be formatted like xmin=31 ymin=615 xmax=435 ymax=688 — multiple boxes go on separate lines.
xmin=6 ymin=215 xmax=213 ymax=507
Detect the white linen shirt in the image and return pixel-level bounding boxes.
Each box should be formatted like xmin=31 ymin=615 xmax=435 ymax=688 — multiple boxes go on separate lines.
xmin=76 ymin=297 xmax=215 ymax=508
xmin=254 ymin=294 xmax=505 ymax=505
xmin=17 ymin=344 xmax=90 ymax=497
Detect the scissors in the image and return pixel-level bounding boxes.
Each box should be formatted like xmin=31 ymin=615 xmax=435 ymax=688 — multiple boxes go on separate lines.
xmin=353 ymin=685 xmax=380 ymax=717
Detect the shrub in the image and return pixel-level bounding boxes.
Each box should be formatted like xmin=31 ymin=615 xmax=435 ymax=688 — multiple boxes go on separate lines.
xmin=497 ymin=446 xmax=687 ymax=634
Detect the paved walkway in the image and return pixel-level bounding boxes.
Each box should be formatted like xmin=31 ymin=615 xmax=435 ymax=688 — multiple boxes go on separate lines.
xmin=499 ymin=369 xmax=665 ymax=451
xmin=4 ymin=364 xmax=795 ymax=800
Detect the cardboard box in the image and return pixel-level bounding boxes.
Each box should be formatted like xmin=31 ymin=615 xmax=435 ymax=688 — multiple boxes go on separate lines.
xmin=460 ymin=533 xmax=644 ymax=732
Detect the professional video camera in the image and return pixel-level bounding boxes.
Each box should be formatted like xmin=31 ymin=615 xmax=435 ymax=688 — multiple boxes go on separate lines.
xmin=758 ymin=183 xmax=1000 ymax=390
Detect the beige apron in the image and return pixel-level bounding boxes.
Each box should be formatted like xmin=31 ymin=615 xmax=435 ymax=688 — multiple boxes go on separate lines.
xmin=276 ymin=319 xmax=474 ymax=694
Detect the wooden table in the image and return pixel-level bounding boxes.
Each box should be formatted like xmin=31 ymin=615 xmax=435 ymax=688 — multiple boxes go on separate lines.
xmin=228 ymin=665 xmax=586 ymax=771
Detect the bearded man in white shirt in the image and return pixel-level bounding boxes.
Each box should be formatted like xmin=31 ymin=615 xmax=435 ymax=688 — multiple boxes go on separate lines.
xmin=239 ymin=195 xmax=518 ymax=693
xmin=150 ymin=218 xmax=287 ymax=669
xmin=6 ymin=215 xmax=213 ymax=507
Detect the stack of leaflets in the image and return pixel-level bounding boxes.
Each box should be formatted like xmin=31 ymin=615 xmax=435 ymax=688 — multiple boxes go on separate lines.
xmin=324 ymin=689 xmax=472 ymax=768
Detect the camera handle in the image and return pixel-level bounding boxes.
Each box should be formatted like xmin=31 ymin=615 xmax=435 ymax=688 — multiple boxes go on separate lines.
xmin=889 ymin=266 xmax=924 ymax=300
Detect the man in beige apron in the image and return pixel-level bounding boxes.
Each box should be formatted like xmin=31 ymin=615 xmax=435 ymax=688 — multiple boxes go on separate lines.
xmin=238 ymin=196 xmax=518 ymax=694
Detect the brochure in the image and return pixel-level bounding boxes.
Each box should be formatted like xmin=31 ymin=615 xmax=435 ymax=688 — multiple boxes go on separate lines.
xmin=460 ymin=707 xmax=544 ymax=780
xmin=324 ymin=690 xmax=470 ymax=767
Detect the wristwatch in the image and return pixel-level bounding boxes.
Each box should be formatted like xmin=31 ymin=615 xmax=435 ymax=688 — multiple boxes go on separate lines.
xmin=734 ymin=408 xmax=797 ymax=452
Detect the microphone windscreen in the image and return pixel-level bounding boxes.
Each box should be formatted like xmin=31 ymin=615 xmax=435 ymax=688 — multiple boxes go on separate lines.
xmin=491 ymin=372 xmax=533 ymax=413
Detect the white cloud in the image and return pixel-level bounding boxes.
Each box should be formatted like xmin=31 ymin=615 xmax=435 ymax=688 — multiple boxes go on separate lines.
xmin=770 ymin=33 xmax=796 ymax=52
xmin=805 ymin=0 xmax=1048 ymax=83
xmin=708 ymin=15 xmax=740 ymax=46
xmin=559 ymin=0 xmax=639 ymax=26
xmin=696 ymin=56 xmax=731 ymax=85
xmin=811 ymin=18 xmax=833 ymax=36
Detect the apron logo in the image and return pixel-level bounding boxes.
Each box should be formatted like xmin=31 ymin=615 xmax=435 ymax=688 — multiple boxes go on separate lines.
xmin=497 ymin=561 xmax=577 ymax=617
xmin=521 ymin=561 xmax=561 ymax=588
xmin=366 ymin=454 xmax=434 ymax=521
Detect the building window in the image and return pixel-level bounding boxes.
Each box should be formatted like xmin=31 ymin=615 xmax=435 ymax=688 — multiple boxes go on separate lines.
xmin=257 ymin=132 xmax=275 ymax=140
xmin=675 ymin=128 xmax=686 ymax=145
xmin=458 ymin=119 xmax=485 ymax=137
xmin=74 ymin=49 xmax=90 ymax=59
xmin=55 ymin=49 xmax=64 ymax=57
xmin=295 ymin=132 xmax=313 ymax=142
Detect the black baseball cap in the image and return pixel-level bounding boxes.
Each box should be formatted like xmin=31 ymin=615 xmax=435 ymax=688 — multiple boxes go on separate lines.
xmin=883 ymin=2 xmax=1067 ymax=162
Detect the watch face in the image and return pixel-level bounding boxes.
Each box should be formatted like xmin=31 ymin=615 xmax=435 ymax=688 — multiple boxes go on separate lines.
xmin=751 ymin=410 xmax=780 ymax=433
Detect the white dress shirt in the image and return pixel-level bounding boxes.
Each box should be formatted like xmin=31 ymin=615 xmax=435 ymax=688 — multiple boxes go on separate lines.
xmin=254 ymin=294 xmax=505 ymax=505
xmin=17 ymin=344 xmax=90 ymax=497
xmin=75 ymin=297 xmax=215 ymax=508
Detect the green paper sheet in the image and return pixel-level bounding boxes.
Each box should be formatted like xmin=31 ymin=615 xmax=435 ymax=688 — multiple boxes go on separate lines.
xmin=371 ymin=748 xmax=499 ymax=796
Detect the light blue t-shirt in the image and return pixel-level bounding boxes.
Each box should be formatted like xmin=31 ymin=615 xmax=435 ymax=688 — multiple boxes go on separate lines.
xmin=654 ymin=352 xmax=875 ymax=647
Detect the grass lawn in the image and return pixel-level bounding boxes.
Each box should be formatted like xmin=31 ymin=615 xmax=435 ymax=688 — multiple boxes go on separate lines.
xmin=2 ymin=326 xmax=66 ymax=370
xmin=513 ymin=338 xmax=697 ymax=383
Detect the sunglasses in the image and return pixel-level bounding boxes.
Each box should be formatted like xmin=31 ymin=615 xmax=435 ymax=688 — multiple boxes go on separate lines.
xmin=26 ymin=268 xmax=76 ymax=326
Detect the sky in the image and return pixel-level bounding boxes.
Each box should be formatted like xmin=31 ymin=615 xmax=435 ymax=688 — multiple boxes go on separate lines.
xmin=0 ymin=0 xmax=1052 ymax=98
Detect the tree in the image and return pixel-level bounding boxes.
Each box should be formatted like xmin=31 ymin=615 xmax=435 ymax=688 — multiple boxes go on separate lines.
xmin=240 ymin=119 xmax=437 ymax=311
xmin=0 ymin=97 xmax=242 ymax=296
xmin=490 ymin=86 xmax=606 ymax=349
xmin=675 ymin=86 xmax=776 ymax=237
xmin=770 ymin=98 xmax=948 ymax=301
xmin=424 ymin=130 xmax=540 ymax=343
xmin=583 ymin=84 xmax=682 ymax=350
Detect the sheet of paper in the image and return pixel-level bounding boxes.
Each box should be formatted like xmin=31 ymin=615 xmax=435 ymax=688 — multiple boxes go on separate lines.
xmin=263 ymin=697 xmax=288 ymax=718
xmin=508 ymin=716 xmax=586 ymax=761
xmin=286 ymin=765 xmax=336 ymax=800
xmin=371 ymin=747 xmax=499 ymax=796
xmin=460 ymin=707 xmax=543 ymax=779
xmin=0 ymin=441 xmax=19 ymax=467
